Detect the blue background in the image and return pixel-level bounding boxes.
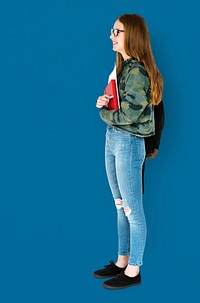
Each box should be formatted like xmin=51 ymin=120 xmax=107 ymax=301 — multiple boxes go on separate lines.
xmin=1 ymin=0 xmax=199 ymax=302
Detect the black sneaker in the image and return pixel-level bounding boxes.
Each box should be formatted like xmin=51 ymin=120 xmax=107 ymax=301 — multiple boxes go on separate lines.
xmin=102 ymin=271 xmax=141 ymax=289
xmin=93 ymin=260 xmax=126 ymax=278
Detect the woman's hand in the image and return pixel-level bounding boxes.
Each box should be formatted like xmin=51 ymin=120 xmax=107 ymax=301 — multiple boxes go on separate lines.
xmin=96 ymin=94 xmax=113 ymax=108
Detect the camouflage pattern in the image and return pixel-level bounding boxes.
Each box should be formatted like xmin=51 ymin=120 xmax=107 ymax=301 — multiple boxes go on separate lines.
xmin=100 ymin=58 xmax=155 ymax=137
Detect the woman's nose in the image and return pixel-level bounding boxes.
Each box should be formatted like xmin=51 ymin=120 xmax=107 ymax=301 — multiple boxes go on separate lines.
xmin=110 ymin=34 xmax=114 ymax=40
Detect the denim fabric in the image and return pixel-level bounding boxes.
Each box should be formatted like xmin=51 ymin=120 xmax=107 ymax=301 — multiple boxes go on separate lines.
xmin=105 ymin=125 xmax=147 ymax=266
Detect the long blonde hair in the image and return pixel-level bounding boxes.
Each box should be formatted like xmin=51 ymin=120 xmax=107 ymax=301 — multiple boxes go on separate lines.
xmin=116 ymin=14 xmax=163 ymax=105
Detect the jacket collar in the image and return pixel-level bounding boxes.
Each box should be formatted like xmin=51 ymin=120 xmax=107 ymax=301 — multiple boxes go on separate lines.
xmin=123 ymin=57 xmax=137 ymax=66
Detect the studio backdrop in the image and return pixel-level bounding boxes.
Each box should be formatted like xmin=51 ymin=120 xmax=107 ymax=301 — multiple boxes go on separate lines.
xmin=0 ymin=0 xmax=199 ymax=302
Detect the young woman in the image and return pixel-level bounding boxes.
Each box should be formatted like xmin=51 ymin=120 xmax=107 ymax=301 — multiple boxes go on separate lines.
xmin=94 ymin=14 xmax=163 ymax=289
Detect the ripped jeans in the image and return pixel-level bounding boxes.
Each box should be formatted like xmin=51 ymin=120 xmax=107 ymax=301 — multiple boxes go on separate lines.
xmin=105 ymin=125 xmax=147 ymax=266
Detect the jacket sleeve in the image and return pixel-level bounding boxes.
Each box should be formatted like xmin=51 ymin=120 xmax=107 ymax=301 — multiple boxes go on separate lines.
xmin=100 ymin=67 xmax=149 ymax=125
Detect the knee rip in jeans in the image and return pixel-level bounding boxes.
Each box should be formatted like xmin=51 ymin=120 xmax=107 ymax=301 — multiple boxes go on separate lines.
xmin=124 ymin=205 xmax=131 ymax=216
xmin=114 ymin=199 xmax=123 ymax=209
xmin=114 ymin=199 xmax=131 ymax=216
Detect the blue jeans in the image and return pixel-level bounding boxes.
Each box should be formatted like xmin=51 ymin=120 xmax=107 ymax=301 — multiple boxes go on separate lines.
xmin=105 ymin=125 xmax=147 ymax=266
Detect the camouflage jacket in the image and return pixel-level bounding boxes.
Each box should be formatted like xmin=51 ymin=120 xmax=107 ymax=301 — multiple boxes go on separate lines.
xmin=100 ymin=57 xmax=155 ymax=137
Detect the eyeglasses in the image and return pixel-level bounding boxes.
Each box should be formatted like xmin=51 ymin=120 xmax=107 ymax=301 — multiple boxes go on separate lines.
xmin=110 ymin=28 xmax=125 ymax=37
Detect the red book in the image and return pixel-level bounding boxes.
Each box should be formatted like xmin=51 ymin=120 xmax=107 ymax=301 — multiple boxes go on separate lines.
xmin=104 ymin=79 xmax=120 ymax=110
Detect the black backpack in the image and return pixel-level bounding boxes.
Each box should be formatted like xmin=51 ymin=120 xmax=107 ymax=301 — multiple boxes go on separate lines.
xmin=145 ymin=100 xmax=165 ymax=158
xmin=142 ymin=100 xmax=165 ymax=193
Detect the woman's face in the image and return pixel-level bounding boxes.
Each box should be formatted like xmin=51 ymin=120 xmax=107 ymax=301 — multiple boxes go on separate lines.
xmin=110 ymin=20 xmax=129 ymax=59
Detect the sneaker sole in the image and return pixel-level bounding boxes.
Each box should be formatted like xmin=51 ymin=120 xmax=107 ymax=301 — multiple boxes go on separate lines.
xmin=102 ymin=281 xmax=141 ymax=290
